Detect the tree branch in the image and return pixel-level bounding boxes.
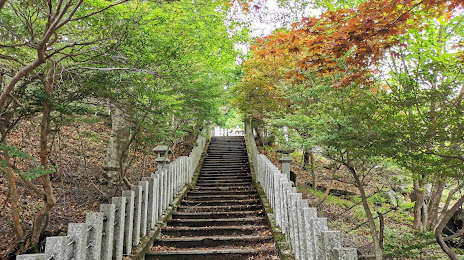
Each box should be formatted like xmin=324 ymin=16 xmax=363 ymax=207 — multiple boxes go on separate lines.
xmin=0 ymin=0 xmax=6 ymax=11
xmin=73 ymin=67 xmax=158 ymax=75
xmin=10 ymin=164 xmax=46 ymax=196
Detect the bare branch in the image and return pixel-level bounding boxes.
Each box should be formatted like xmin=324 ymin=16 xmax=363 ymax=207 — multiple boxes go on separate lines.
xmin=423 ymin=150 xmax=464 ymax=162
xmin=8 ymin=94 xmax=26 ymax=110
xmin=0 ymin=54 xmax=27 ymax=66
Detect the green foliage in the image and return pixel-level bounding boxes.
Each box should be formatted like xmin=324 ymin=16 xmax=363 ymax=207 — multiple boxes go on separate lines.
xmin=0 ymin=144 xmax=55 ymax=180
xmin=20 ymin=166 xmax=56 ymax=182
xmin=384 ymin=230 xmax=437 ymax=258
xmin=218 ymin=108 xmax=243 ymax=129
xmin=0 ymin=144 xmax=34 ymax=161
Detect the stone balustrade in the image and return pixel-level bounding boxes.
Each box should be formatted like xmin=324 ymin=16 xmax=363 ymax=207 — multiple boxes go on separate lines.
xmin=16 ymin=131 xmax=208 ymax=260
xmin=213 ymin=126 xmax=244 ymax=136
xmin=244 ymin=121 xmax=357 ymax=260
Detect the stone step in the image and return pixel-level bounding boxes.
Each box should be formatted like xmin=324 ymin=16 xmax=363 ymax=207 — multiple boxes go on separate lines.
xmin=161 ymin=225 xmax=268 ymax=236
xmin=201 ymin=164 xmax=249 ymax=168
xmin=203 ymin=158 xmax=248 ymax=161
xmin=199 ymin=169 xmax=250 ymax=174
xmin=206 ymin=147 xmax=245 ymax=150
xmin=196 ymin=177 xmax=251 ymax=182
xmin=196 ymin=178 xmax=252 ymax=184
xmin=176 ymin=204 xmax=263 ymax=213
xmin=200 ymin=164 xmax=248 ymax=167
xmin=197 ymin=176 xmax=251 ymax=181
xmin=201 ymin=161 xmax=249 ymax=165
xmin=187 ymin=190 xmax=256 ymax=196
xmin=190 ymin=185 xmax=254 ymax=191
xmin=154 ymin=236 xmax=273 ymax=248
xmin=204 ymin=154 xmax=247 ymax=157
xmin=147 ymin=136 xmax=277 ymax=259
xmin=181 ymin=198 xmax=259 ymax=206
xmin=167 ymin=217 xmax=266 ymax=227
xmin=195 ymin=181 xmax=252 ymax=187
xmin=146 ymin=249 xmax=270 ymax=260
xmin=204 ymin=156 xmax=248 ymax=159
xmin=171 ymin=210 xmax=263 ymax=219
xmin=184 ymin=194 xmax=258 ymax=201
xmin=200 ymin=171 xmax=250 ymax=175
xmin=197 ymin=173 xmax=251 ymax=177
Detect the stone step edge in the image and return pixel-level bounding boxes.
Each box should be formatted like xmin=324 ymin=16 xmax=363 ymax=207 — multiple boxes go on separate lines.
xmin=146 ymin=249 xmax=262 ymax=255
xmin=172 ymin=210 xmax=262 ymax=216
xmin=168 ymin=217 xmax=265 ymax=222
xmin=163 ymin=225 xmax=268 ymax=231
xmin=156 ymin=236 xmax=273 ymax=242
xmin=177 ymin=205 xmax=261 ymax=210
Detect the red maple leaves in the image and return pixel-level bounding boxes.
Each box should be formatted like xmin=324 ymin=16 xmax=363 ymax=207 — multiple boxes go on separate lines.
xmin=253 ymin=0 xmax=464 ymax=87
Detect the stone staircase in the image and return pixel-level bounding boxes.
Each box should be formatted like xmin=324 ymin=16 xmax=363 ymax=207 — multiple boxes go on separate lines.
xmin=146 ymin=136 xmax=279 ymax=259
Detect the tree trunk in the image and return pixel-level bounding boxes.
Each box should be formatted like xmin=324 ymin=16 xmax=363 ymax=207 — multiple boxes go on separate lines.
xmin=309 ymin=151 xmax=316 ymax=188
xmin=0 ymin=72 xmax=24 ymax=240
xmin=350 ymin=166 xmax=383 ymax=260
xmin=438 ymin=182 xmax=464 ymax=225
xmin=2 ymin=144 xmax=24 ymax=240
xmin=435 ymin=195 xmax=464 ymax=260
xmin=427 ymin=178 xmax=446 ymax=230
xmin=413 ymin=179 xmax=427 ymax=232
xmin=103 ymin=104 xmax=131 ymax=185
xmin=31 ymin=62 xmax=56 ymax=246
xmin=253 ymin=125 xmax=264 ymax=146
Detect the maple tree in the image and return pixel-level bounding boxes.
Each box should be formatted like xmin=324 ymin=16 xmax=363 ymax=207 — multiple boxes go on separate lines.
xmin=254 ymin=0 xmax=464 ymax=87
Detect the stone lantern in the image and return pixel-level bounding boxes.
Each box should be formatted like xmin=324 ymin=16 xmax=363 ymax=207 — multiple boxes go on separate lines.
xmin=153 ymin=145 xmax=173 ymax=167
xmin=277 ymin=145 xmax=294 ymax=182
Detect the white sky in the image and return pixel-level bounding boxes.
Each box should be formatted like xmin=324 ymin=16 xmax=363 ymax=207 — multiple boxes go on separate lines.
xmin=226 ymin=0 xmax=319 ymax=60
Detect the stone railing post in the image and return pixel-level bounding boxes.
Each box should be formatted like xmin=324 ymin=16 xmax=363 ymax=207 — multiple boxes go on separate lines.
xmin=139 ymin=180 xmax=149 ymax=237
xmin=131 ymin=185 xmax=142 ymax=246
xmin=273 ymin=174 xmax=282 ymax=227
xmin=111 ymin=196 xmax=126 ymax=260
xmin=279 ymin=177 xmax=289 ymax=232
xmin=331 ymin=248 xmax=358 ymax=260
xmin=290 ymin=192 xmax=302 ymax=258
xmin=302 ymin=207 xmax=317 ymax=260
xmin=311 ymin=217 xmax=328 ymax=260
xmin=85 ymin=212 xmax=104 ymax=259
xmin=45 ymin=236 xmax=72 ymax=259
xmin=67 ymin=223 xmax=88 ymax=260
xmin=99 ymin=203 xmax=115 ymax=260
xmin=321 ymin=231 xmax=342 ymax=260
xmin=122 ymin=190 xmax=134 ymax=255
xmin=142 ymin=175 xmax=157 ymax=231
xmin=296 ymin=199 xmax=309 ymax=260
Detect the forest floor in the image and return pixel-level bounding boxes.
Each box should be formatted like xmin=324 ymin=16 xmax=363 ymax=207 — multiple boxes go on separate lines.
xmin=0 ymin=115 xmax=195 ymax=259
xmin=258 ymin=145 xmax=461 ymax=260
